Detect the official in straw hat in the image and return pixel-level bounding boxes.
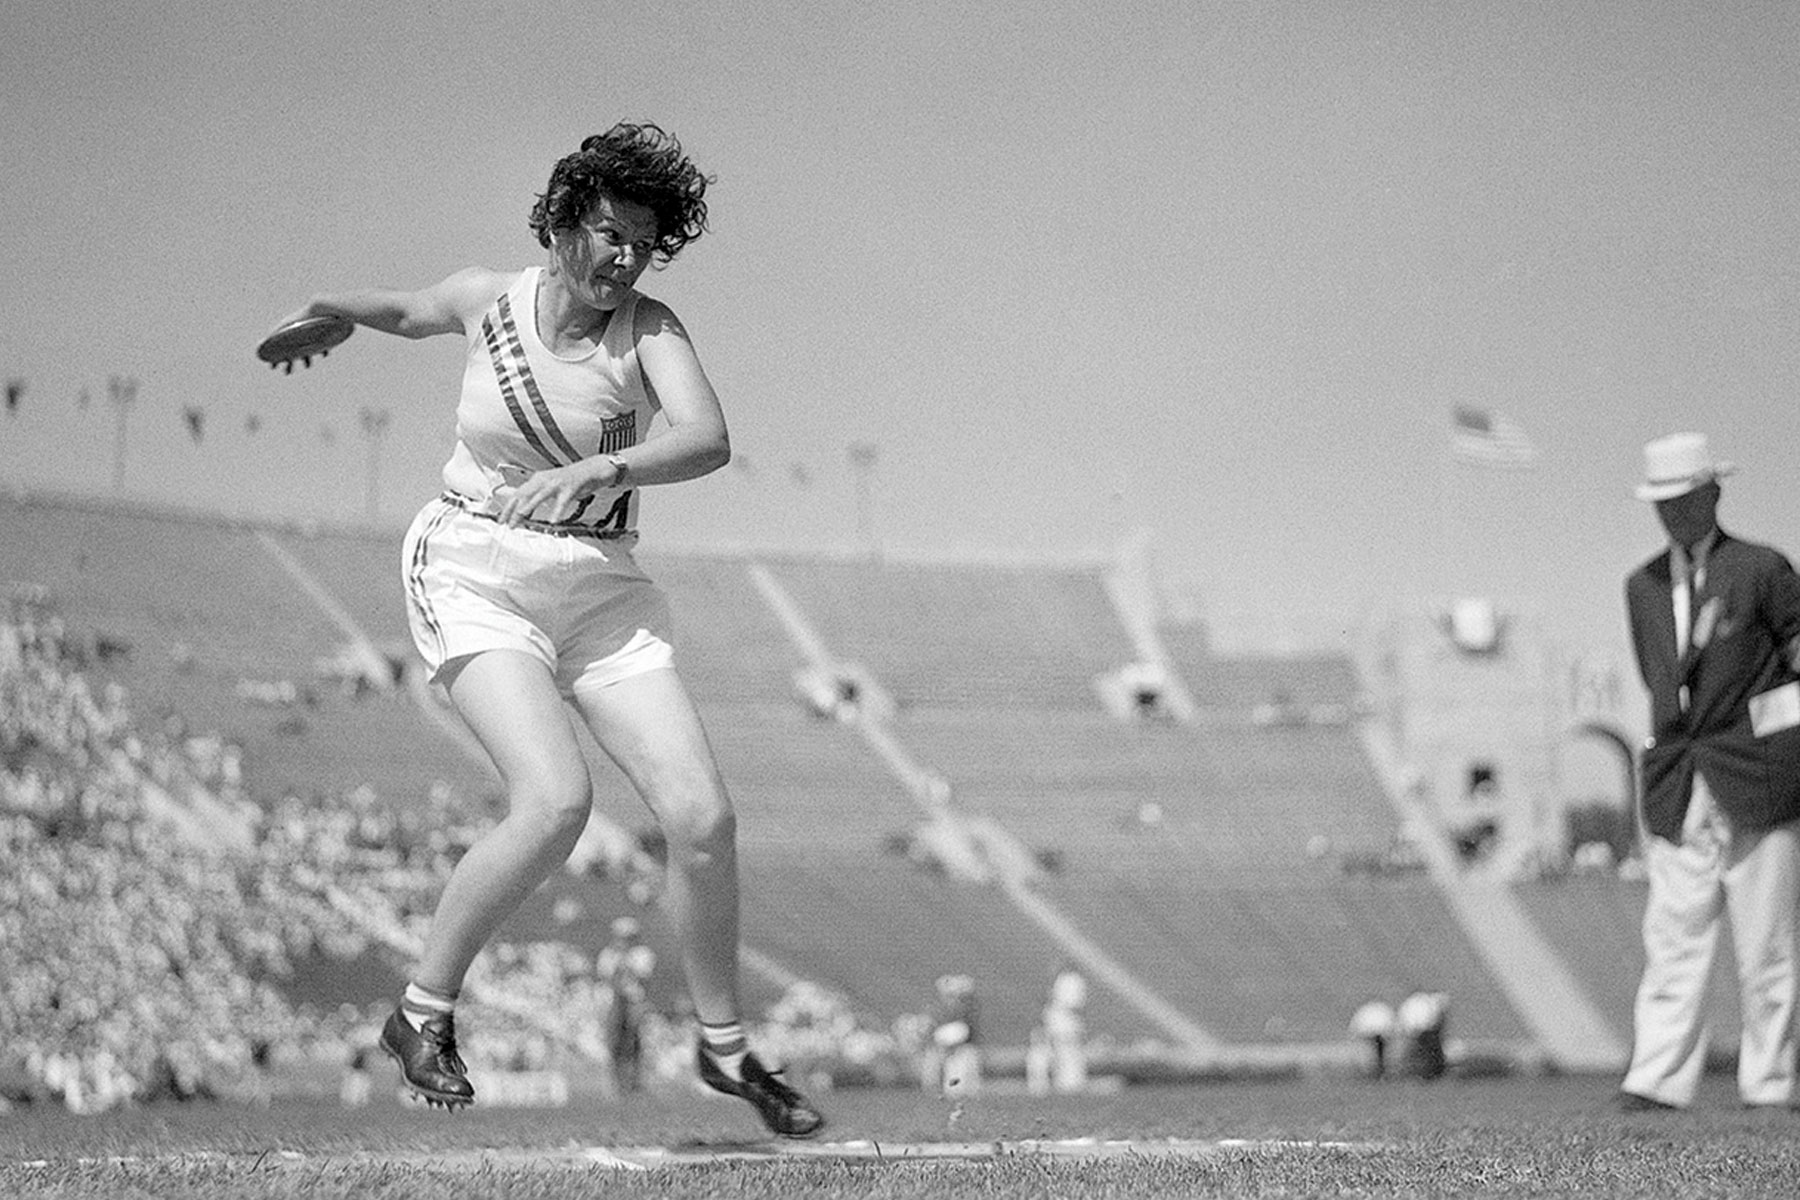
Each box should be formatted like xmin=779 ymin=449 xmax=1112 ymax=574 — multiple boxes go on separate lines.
xmin=1618 ymin=432 xmax=1800 ymax=1112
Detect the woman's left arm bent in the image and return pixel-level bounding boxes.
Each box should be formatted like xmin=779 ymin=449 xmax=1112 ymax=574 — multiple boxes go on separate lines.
xmin=624 ymin=296 xmax=731 ymax=484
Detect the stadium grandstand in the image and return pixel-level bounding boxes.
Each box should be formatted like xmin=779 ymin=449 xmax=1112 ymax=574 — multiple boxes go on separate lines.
xmin=0 ymin=488 xmax=1718 ymax=1108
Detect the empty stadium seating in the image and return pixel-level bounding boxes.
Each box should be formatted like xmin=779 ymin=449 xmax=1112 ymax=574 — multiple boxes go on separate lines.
xmin=763 ymin=557 xmax=1134 ymax=710
xmin=892 ymin=708 xmax=1397 ymax=881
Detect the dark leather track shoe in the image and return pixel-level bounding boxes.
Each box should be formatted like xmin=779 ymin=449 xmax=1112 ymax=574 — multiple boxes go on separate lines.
xmin=696 ymin=1044 xmax=825 ymax=1138
xmin=380 ymin=1005 xmax=474 ymax=1109
xmin=1616 ymin=1090 xmax=1679 ymax=1113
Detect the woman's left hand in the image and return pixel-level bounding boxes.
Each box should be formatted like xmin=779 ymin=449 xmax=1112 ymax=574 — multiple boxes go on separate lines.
xmin=494 ymin=459 xmax=617 ymax=526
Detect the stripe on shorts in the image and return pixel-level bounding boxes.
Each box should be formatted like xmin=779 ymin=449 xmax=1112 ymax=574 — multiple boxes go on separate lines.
xmin=406 ymin=498 xmax=457 ymax=664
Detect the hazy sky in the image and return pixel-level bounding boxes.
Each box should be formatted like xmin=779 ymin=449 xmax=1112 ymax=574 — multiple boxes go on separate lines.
xmin=4 ymin=1 xmax=1797 ymax=660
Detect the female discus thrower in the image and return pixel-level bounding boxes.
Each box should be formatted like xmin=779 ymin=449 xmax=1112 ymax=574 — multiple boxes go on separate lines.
xmin=263 ymin=124 xmax=823 ymax=1137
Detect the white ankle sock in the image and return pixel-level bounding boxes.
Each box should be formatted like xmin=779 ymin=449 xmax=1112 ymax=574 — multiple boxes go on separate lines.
xmin=401 ymin=983 xmax=456 ymax=1031
xmin=701 ymin=1020 xmax=748 ymax=1080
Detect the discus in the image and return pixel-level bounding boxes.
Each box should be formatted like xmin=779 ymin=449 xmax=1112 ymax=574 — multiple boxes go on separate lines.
xmin=256 ymin=315 xmax=355 ymax=373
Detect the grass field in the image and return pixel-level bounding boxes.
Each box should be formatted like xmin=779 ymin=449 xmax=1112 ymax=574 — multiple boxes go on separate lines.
xmin=5 ymin=1072 xmax=1798 ymax=1198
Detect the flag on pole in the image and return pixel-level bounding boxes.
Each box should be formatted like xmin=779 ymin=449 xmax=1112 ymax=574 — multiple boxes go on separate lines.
xmin=1451 ymin=405 xmax=1537 ymax=469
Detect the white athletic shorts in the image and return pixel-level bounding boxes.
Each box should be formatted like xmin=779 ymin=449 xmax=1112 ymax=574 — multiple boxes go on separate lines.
xmin=401 ymin=494 xmax=674 ymax=696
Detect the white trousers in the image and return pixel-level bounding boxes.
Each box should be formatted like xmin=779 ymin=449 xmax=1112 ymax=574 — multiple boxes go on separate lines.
xmin=1622 ymin=775 xmax=1800 ymax=1107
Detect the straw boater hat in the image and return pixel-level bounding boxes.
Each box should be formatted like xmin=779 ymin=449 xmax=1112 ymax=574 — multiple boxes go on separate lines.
xmin=1635 ymin=432 xmax=1735 ymax=502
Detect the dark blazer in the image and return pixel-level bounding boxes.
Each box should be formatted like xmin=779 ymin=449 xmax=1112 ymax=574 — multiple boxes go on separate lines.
xmin=1627 ymin=529 xmax=1800 ymax=841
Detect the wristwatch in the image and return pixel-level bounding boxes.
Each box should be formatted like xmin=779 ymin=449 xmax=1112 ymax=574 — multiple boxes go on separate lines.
xmin=606 ymin=455 xmax=630 ymax=489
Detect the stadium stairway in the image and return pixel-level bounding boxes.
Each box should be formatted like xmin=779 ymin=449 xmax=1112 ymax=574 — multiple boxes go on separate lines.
xmin=1356 ymin=722 xmax=1630 ymax=1070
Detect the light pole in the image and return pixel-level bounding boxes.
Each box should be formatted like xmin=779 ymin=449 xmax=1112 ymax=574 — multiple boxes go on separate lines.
xmin=847 ymin=440 xmax=879 ymax=559
xmin=107 ymin=375 xmax=138 ymax=493
xmin=358 ymin=406 xmax=391 ymax=523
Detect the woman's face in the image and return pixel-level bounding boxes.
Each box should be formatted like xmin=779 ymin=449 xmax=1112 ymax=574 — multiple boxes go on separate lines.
xmin=551 ymin=192 xmax=660 ymax=311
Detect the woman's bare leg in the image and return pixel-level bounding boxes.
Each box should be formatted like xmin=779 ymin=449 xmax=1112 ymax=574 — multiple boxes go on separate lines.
xmin=572 ymin=666 xmax=741 ymax=1023
xmin=413 ymin=649 xmax=594 ymax=994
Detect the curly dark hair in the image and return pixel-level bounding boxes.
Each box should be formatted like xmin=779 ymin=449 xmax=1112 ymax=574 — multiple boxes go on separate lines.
xmin=528 ymin=123 xmax=711 ymax=263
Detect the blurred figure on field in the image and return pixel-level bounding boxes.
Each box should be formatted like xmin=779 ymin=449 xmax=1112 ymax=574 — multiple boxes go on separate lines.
xmin=1619 ymin=433 xmax=1800 ymax=1112
xmin=922 ymin=973 xmax=981 ymax=1096
xmin=1027 ymin=967 xmax=1089 ymax=1095
xmin=1394 ymin=991 xmax=1449 ymax=1080
xmin=1349 ymin=998 xmax=1396 ymax=1080
xmin=1452 ymin=775 xmax=1503 ymax=865
xmin=597 ymin=916 xmax=656 ymax=1092
xmin=340 ymin=1047 xmax=374 ymax=1107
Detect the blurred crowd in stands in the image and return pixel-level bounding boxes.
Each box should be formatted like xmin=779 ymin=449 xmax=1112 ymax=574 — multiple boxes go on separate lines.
xmin=1 ymin=598 xmax=304 ymax=1110
xmin=0 ymin=595 xmax=922 ymax=1111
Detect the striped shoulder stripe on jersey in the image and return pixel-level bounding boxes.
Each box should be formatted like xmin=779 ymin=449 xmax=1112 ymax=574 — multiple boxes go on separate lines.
xmin=480 ymin=310 xmax=562 ymax=467
xmin=487 ymin=293 xmax=582 ymax=465
xmin=405 ymin=498 xmax=458 ymax=665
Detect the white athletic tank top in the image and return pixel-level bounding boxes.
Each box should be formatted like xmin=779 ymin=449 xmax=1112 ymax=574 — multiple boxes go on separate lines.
xmin=440 ymin=266 xmax=653 ymax=536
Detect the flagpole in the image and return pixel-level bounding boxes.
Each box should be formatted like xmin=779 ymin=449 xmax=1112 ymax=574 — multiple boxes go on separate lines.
xmin=847 ymin=441 xmax=879 ymax=561
xmin=1436 ymin=421 xmax=1456 ymax=606
xmin=359 ymin=406 xmax=391 ymax=524
xmin=107 ymin=375 xmax=138 ymax=494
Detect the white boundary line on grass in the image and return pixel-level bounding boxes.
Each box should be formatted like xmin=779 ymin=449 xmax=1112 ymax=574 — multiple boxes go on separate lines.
xmin=16 ymin=1137 xmax=1384 ymax=1172
xmin=577 ymin=1136 xmax=1386 ymax=1168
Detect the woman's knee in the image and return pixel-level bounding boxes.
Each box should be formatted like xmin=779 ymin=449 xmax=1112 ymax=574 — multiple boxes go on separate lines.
xmin=508 ymin=772 xmax=593 ymax=845
xmin=659 ymin=789 xmax=737 ymax=864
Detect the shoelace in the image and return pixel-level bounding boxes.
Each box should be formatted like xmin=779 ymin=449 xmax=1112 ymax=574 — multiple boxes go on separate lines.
xmin=749 ymin=1063 xmax=804 ymax=1104
xmin=419 ymin=1018 xmax=467 ymax=1073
